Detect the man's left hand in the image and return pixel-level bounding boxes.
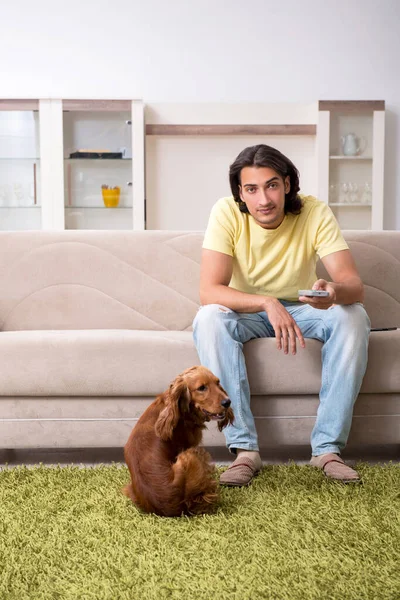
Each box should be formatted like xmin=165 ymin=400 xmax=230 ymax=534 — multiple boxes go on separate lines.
xmin=298 ymin=279 xmax=336 ymax=310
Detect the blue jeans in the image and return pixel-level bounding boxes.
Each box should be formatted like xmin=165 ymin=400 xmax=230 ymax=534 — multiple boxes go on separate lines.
xmin=192 ymin=301 xmax=370 ymax=456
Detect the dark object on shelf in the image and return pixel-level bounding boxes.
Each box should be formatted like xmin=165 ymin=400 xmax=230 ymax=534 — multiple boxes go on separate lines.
xmin=69 ymin=151 xmax=123 ymax=159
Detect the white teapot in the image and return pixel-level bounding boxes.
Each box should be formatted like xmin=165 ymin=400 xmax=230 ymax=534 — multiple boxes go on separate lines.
xmin=341 ymin=133 xmax=366 ymax=156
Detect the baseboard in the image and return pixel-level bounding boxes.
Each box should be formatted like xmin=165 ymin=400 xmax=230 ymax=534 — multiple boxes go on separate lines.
xmin=1 ymin=444 xmax=398 ymax=467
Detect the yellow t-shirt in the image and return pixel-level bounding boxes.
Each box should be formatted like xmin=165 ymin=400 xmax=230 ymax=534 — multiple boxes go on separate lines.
xmin=202 ymin=195 xmax=349 ymax=301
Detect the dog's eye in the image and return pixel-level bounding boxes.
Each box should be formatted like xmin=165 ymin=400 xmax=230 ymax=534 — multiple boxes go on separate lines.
xmin=197 ymin=385 xmax=207 ymax=392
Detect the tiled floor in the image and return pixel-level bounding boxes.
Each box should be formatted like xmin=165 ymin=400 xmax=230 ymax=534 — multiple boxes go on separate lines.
xmin=0 ymin=445 xmax=398 ymax=468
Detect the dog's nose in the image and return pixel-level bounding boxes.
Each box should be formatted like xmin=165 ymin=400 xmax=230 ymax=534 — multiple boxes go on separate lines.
xmin=221 ymin=398 xmax=231 ymax=408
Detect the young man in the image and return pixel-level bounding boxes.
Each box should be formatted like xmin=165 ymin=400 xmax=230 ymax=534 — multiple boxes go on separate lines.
xmin=193 ymin=144 xmax=370 ymax=486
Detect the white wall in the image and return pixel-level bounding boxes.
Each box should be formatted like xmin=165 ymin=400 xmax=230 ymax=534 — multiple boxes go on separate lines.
xmin=1 ymin=0 xmax=399 ymax=228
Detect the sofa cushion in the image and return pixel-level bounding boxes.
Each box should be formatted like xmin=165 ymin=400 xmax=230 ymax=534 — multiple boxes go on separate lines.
xmin=361 ymin=329 xmax=400 ymax=392
xmin=247 ymin=330 xmax=400 ymax=395
xmin=0 ymin=329 xmax=398 ymax=397
xmin=0 ymin=330 xmax=198 ymax=397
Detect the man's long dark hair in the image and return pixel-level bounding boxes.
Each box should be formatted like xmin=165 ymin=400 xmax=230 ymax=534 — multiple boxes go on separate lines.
xmin=229 ymin=144 xmax=302 ymax=215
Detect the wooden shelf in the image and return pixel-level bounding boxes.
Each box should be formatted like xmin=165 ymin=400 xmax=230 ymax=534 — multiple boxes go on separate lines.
xmin=329 ymin=203 xmax=372 ymax=207
xmin=146 ymin=124 xmax=316 ymax=136
xmin=329 ymin=155 xmax=372 ymax=160
xmin=0 ymin=99 xmax=39 ymax=110
xmin=62 ymin=100 xmax=132 ymax=111
xmin=319 ymin=100 xmax=385 ymax=112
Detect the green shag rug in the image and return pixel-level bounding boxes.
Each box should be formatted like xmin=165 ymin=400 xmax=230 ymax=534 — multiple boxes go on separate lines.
xmin=0 ymin=463 xmax=399 ymax=600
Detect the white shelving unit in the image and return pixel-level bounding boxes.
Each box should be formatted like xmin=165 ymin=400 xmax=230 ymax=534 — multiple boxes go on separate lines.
xmin=0 ymin=98 xmax=145 ymax=231
xmin=317 ymin=100 xmax=385 ymax=231
xmin=0 ymin=99 xmax=385 ymax=232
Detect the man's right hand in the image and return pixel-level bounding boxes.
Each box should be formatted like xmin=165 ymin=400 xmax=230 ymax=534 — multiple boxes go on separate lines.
xmin=263 ymin=298 xmax=305 ymax=355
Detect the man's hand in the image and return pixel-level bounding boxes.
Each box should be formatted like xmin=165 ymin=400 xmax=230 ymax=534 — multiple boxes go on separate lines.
xmin=264 ymin=298 xmax=305 ymax=355
xmin=298 ymin=279 xmax=336 ymax=310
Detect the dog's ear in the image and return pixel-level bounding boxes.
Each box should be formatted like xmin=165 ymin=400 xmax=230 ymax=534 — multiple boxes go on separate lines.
xmin=155 ymin=376 xmax=191 ymax=441
xmin=217 ymin=407 xmax=235 ymax=432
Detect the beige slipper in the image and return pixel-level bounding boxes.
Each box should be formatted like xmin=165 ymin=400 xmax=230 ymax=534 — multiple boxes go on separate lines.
xmin=220 ymin=456 xmax=261 ymax=487
xmin=310 ymin=453 xmax=361 ymax=483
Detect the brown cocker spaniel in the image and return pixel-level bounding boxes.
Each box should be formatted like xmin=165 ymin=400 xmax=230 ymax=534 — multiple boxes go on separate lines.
xmin=123 ymin=366 xmax=234 ymax=517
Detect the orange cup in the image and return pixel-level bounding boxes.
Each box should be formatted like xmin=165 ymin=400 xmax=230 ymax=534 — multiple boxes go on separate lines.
xmin=102 ymin=187 xmax=120 ymax=207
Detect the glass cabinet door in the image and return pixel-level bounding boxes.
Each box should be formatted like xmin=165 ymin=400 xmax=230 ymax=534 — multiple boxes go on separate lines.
xmin=0 ymin=100 xmax=42 ymax=230
xmin=63 ymin=100 xmax=140 ymax=230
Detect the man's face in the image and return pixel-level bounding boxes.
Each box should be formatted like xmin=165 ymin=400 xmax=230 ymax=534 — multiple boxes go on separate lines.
xmin=239 ymin=166 xmax=290 ymax=229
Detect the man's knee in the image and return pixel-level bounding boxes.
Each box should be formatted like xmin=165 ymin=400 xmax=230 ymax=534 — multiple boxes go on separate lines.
xmin=193 ymin=304 xmax=234 ymax=332
xmin=345 ymin=303 xmax=370 ymax=329
xmin=332 ymin=303 xmax=371 ymax=338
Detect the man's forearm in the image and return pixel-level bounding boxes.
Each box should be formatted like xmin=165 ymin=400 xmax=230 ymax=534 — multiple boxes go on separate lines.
xmin=200 ymin=284 xmax=275 ymax=313
xmin=331 ymin=277 xmax=364 ymax=305
xmin=200 ymin=277 xmax=364 ymax=313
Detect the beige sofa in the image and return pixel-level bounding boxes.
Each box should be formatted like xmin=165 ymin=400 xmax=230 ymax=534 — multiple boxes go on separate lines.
xmin=0 ymin=230 xmax=399 ymax=453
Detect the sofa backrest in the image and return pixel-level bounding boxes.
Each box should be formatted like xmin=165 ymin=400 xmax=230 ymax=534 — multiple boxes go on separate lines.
xmin=317 ymin=230 xmax=400 ymax=329
xmin=0 ymin=230 xmax=398 ymax=331
xmin=0 ymin=231 xmax=203 ymax=332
